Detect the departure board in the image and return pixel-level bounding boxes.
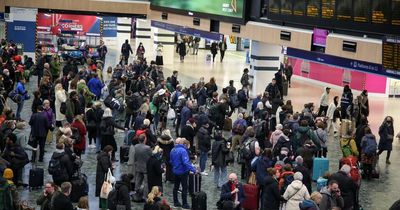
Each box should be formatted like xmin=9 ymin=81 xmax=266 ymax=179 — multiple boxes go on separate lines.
xmin=336 ymin=0 xmax=352 ymax=20
xmin=293 ymin=0 xmax=306 ymax=16
xmin=354 ymin=0 xmax=370 ymax=22
xmin=307 ymin=0 xmax=321 ymax=17
xmin=322 ymin=0 xmax=335 ymax=19
xmin=281 ymin=0 xmax=293 ymax=15
xmin=269 ymin=0 xmax=280 ymax=14
xmin=393 ymin=0 xmax=400 ymax=26
xmin=383 ymin=36 xmax=400 ymax=72
xmin=372 ymin=0 xmax=390 ymax=24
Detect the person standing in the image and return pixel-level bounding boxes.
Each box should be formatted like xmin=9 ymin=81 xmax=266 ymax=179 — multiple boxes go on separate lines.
xmin=340 ymin=85 xmax=353 ymax=119
xmin=193 ymin=37 xmax=200 ymax=55
xmin=219 ymin=39 xmax=227 ymax=62
xmin=326 ymin=96 xmax=339 ymax=137
xmin=275 ymin=69 xmax=284 ymax=99
xmin=97 ymin=40 xmax=108 ymax=64
xmin=155 ymin=43 xmax=164 ymax=66
xmin=49 ymin=143 xmax=73 ymax=186
xmin=87 ymin=74 xmax=104 ymax=101
xmin=197 ymin=123 xmax=211 ymax=176
xmin=285 ymin=64 xmax=293 ymax=88
xmin=71 ymin=115 xmax=86 ymax=157
xmin=147 ymin=146 xmax=165 ymax=193
xmin=15 ymin=77 xmax=28 ymax=121
xmin=2 ymin=133 xmax=29 ymax=186
xmin=210 ymin=42 xmax=218 ymax=62
xmin=178 ymin=41 xmax=187 ymax=62
xmin=43 ymin=100 xmax=54 ymax=144
xmin=359 ymin=90 xmax=369 ymax=118
xmin=136 ymin=42 xmax=146 ymax=60
xmin=360 ymin=127 xmax=377 ymax=179
xmin=121 ymin=39 xmax=133 ymax=65
xmin=100 ymin=108 xmax=125 ymax=161
xmin=378 ymin=116 xmax=394 ymax=164
xmin=54 ymin=84 xmax=67 ymax=128
xmin=240 ymin=68 xmax=250 ymax=89
xmin=170 ymin=138 xmax=196 ymax=209
xmin=29 ymin=106 xmax=50 ymax=162
xmin=36 ymin=182 xmax=58 ymax=210
xmin=263 ymin=168 xmax=281 ymax=210
xmin=211 ymin=131 xmax=230 ymax=188
xmin=95 ymin=145 xmax=113 ymax=210
xmin=51 ymin=182 xmax=74 ymax=210
xmin=283 ymin=172 xmax=310 ymax=210
xmin=319 ymin=180 xmax=344 ymax=210
xmin=219 ymin=173 xmax=246 ymax=210
xmin=133 ymin=134 xmax=152 ymax=201
xmin=329 ymin=165 xmax=358 ymax=210
xmin=318 ymin=87 xmax=331 ymax=117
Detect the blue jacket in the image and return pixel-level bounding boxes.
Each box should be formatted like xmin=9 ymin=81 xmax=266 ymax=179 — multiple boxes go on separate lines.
xmin=16 ymin=82 xmax=27 ymax=100
xmin=170 ymin=144 xmax=196 ymax=175
xmin=252 ymin=97 xmax=262 ymax=112
xmin=256 ymin=157 xmax=273 ymax=185
xmin=220 ymin=182 xmax=246 ymax=204
xmin=180 ymin=106 xmax=192 ymax=128
xmin=87 ymin=78 xmax=104 ymax=98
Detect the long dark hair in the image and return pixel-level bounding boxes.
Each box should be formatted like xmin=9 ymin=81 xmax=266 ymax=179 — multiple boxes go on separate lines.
xmin=333 ymin=96 xmax=339 ymax=107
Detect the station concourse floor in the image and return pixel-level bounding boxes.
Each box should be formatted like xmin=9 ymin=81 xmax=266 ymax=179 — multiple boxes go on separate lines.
xmin=15 ymin=47 xmax=400 ymax=210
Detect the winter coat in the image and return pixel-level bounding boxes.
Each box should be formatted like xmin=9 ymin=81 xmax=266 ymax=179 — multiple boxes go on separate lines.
xmin=270 ymin=129 xmax=284 ymax=148
xmin=112 ymin=181 xmax=131 ymax=210
xmin=211 ymin=137 xmax=229 ymax=167
xmin=326 ymin=102 xmax=337 ymax=120
xmin=378 ymin=123 xmax=394 ymax=151
xmin=55 ymin=89 xmax=67 ymax=121
xmin=158 ymin=135 xmax=174 ymax=181
xmin=339 ymin=138 xmax=359 ymax=157
xmin=263 ymin=176 xmax=281 ymax=210
xmin=29 ymin=111 xmax=50 ymax=138
xmin=180 ymin=124 xmax=196 ymax=147
xmin=196 ymin=87 xmax=207 ymax=106
xmin=71 ymin=120 xmax=86 ymax=151
xmin=2 ymin=144 xmax=28 ymax=170
xmin=283 ymin=180 xmax=310 ymax=210
xmin=51 ymin=193 xmax=74 ymax=210
xmin=36 ymin=191 xmax=56 ymax=210
xmin=95 ymin=152 xmax=112 ymax=197
xmin=197 ymin=126 xmax=211 ymax=152
xmin=87 ymin=77 xmax=104 ymax=98
xmin=178 ymin=42 xmax=187 ymax=57
xmin=256 ymin=157 xmax=273 ymax=186
xmin=147 ymin=154 xmax=164 ymax=192
xmin=293 ymin=126 xmax=320 ymax=152
xmin=13 ymin=128 xmax=31 ymax=151
xmin=319 ymin=187 xmax=344 ymax=210
xmin=170 ymin=144 xmax=196 ymax=175
xmin=50 ymin=150 xmax=74 ymax=184
xmin=134 ymin=143 xmax=152 ymax=173
xmin=329 ymin=171 xmax=358 ymax=209
xmin=294 ymin=164 xmax=312 ymax=194
xmin=43 ymin=107 xmax=54 ymax=126
xmin=180 ymin=106 xmax=192 ymax=128
xmin=314 ymin=128 xmax=328 ymax=148
xmin=220 ymin=182 xmax=246 ymax=205
xmin=101 ymin=117 xmax=124 ymax=136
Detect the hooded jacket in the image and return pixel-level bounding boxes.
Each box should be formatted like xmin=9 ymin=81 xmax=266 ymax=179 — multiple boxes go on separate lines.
xmin=95 ymin=152 xmax=112 ymax=197
xmin=283 ymin=180 xmax=310 ymax=210
xmin=211 ymin=137 xmax=229 ymax=167
xmin=263 ymin=176 xmax=281 ymax=210
xmin=197 ymin=126 xmax=211 ymax=152
xmin=170 ymin=144 xmax=196 ymax=175
xmin=293 ymin=126 xmax=320 ymax=151
xmin=50 ymin=150 xmax=73 ymax=184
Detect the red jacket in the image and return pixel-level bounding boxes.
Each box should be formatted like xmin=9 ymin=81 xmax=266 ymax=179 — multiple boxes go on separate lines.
xmin=71 ymin=120 xmax=87 ymax=151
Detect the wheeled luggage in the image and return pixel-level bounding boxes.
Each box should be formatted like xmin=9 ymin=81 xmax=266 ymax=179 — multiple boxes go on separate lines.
xmin=192 ymin=191 xmax=207 ymax=210
xmin=312 ymin=157 xmax=329 ymax=181
xmin=189 ymin=173 xmax=202 ymax=195
xmin=242 ymin=184 xmax=259 ymax=210
xmin=29 ymin=167 xmax=44 ymax=189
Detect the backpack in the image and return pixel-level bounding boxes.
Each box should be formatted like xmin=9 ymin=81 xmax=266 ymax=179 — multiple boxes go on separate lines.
xmin=48 ymin=155 xmax=63 ymax=176
xmin=128 ymin=93 xmax=142 ymax=112
xmin=158 ymin=102 xmax=169 ymax=114
xmin=253 ymin=120 xmax=266 ymax=138
xmin=341 ymin=139 xmax=353 ymax=157
xmin=107 ymin=184 xmax=122 ymax=210
xmin=341 ymin=156 xmax=361 ymax=184
xmin=275 ymin=156 xmax=288 ymax=167
xmin=363 ymin=136 xmax=377 ymax=155
xmin=229 ymin=93 xmax=239 ymax=108
xmin=100 ymin=120 xmax=113 ymax=136
xmin=0 ymin=182 xmax=13 ymax=210
xmin=240 ymin=138 xmax=255 ymax=161
xmin=238 ymin=89 xmax=246 ymax=102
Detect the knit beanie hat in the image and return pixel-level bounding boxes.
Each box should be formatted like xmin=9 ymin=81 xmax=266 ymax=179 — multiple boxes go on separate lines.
xmin=3 ymin=168 xmax=13 ymax=179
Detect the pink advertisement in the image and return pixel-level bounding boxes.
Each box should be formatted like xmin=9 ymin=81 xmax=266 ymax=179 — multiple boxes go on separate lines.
xmin=289 ymin=57 xmax=387 ymax=94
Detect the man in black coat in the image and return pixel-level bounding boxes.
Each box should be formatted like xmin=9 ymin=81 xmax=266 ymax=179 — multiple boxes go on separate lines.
xmin=2 ymin=133 xmax=29 ymax=185
xmin=29 ymin=106 xmax=50 ymax=162
xmin=197 ymin=124 xmax=211 ymax=175
xmin=265 ymin=79 xmax=280 ymax=100
xmin=180 ymin=118 xmax=196 ymax=154
xmin=51 ymin=182 xmax=74 ymax=210
xmin=50 ymin=143 xmax=74 ymax=186
xmin=293 ymin=156 xmax=312 ymax=194
xmin=329 ymin=165 xmax=358 ymax=210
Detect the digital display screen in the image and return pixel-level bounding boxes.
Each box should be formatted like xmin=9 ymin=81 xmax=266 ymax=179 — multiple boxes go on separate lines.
xmin=269 ymin=0 xmax=280 ymax=14
xmin=354 ymin=0 xmax=370 ymax=22
xmin=307 ymin=0 xmax=321 ymax=17
xmin=281 ymin=0 xmax=293 ymax=15
xmin=392 ymin=0 xmax=400 ymax=26
xmin=372 ymin=0 xmax=390 ymax=24
xmin=293 ymin=0 xmax=306 ymax=16
xmin=336 ymin=0 xmax=352 ymax=20
xmin=383 ymin=36 xmax=400 ymax=73
xmin=150 ymin=0 xmax=245 ymax=19
xmin=313 ymin=28 xmax=329 ymax=47
xmin=322 ymin=0 xmax=335 ymax=19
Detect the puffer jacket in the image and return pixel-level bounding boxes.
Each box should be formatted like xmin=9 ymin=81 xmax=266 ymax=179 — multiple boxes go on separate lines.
xmin=282 ymin=180 xmax=310 ymax=210
xmin=197 ymin=126 xmax=211 ymax=152
xmin=170 ymin=144 xmax=196 ymax=175
xmin=211 ymin=137 xmax=229 ymax=167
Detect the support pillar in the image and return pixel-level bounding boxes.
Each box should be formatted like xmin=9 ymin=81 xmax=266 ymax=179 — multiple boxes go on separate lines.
xmin=135 ymin=19 xmax=153 ymax=59
xmin=250 ymin=41 xmax=282 ymax=98
xmin=153 ymin=27 xmax=175 ymax=65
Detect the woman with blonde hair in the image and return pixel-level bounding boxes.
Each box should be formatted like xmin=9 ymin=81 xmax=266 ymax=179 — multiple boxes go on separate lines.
xmin=77 ymin=196 xmax=89 ymax=210
xmin=147 ymin=146 xmax=165 ymax=193
xmin=71 ymin=114 xmax=87 ymax=157
xmin=144 ymin=186 xmax=163 ymax=210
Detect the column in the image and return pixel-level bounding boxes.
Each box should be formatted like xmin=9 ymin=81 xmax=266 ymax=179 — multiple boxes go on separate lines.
xmin=135 ymin=19 xmax=153 ymax=59
xmin=250 ymin=41 xmax=282 ymax=98
xmin=153 ymin=27 xmax=175 ymax=65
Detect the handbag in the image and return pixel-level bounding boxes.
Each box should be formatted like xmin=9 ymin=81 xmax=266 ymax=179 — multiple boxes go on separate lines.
xmin=100 ymin=168 xmax=114 ymax=199
xmin=167 ymin=108 xmax=176 ymax=120
xmin=19 ymin=200 xmax=35 ymax=210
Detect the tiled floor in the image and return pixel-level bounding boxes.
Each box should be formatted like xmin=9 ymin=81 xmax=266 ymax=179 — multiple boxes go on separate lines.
xmin=15 ymin=45 xmax=399 ymax=210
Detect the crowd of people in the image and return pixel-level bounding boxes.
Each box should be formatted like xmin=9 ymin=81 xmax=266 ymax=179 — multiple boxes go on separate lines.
xmin=0 ymin=37 xmax=399 ymax=210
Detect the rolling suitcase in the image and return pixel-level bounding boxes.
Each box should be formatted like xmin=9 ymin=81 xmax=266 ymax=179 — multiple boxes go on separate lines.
xmin=191 ymin=191 xmax=207 ymax=210
xmin=120 ymin=145 xmax=130 ymax=163
xmin=242 ymin=184 xmax=259 ymax=210
xmin=29 ymin=167 xmax=44 ymax=190
xmin=312 ymin=157 xmax=329 ymax=181
xmin=70 ymin=173 xmax=89 ymax=202
xmin=223 ymin=118 xmax=232 ymax=131
xmin=189 ymin=173 xmax=202 ymax=195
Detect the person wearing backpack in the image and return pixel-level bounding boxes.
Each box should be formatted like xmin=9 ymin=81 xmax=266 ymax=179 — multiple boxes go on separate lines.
xmin=339 ymin=132 xmax=359 ymax=158
xmin=278 ymin=164 xmax=295 ymax=195
xmin=314 ymin=121 xmax=328 ymax=158
xmin=2 ymin=133 xmax=29 ymax=186
xmin=49 ymin=143 xmax=74 ymax=186
xmin=293 ymin=120 xmax=321 ymax=153
xmin=361 ymin=127 xmax=377 ymax=180
xmin=71 ymin=115 xmax=86 ymax=157
xmin=378 ymin=116 xmax=394 ymax=164
xmin=107 ymin=173 xmax=132 ymax=210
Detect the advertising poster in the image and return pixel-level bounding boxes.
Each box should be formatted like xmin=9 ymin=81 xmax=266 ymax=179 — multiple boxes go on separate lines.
xmin=151 ymin=0 xmax=245 ymax=18
xmin=103 ymin=16 xmax=118 ymax=37
xmin=37 ymin=13 xmax=101 ymax=35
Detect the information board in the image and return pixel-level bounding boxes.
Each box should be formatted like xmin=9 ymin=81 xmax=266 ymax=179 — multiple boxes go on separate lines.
xmin=321 ymin=0 xmax=335 ymax=19
xmin=393 ymin=0 xmax=400 ymax=25
xmin=354 ymin=0 xmax=370 ymax=22
xmin=336 ymin=0 xmax=352 ymax=20
xmin=383 ymin=36 xmax=400 ymax=74
xmin=372 ymin=0 xmax=390 ymax=24
xmin=293 ymin=0 xmax=306 ymax=16
xmin=307 ymin=0 xmax=321 ymax=17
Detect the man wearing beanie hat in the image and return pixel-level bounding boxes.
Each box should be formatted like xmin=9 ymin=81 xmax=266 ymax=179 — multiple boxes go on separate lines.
xmin=283 ymin=171 xmax=310 ymax=210
xmin=329 ymin=164 xmax=358 ymax=210
xmin=294 ymin=156 xmax=312 ymax=194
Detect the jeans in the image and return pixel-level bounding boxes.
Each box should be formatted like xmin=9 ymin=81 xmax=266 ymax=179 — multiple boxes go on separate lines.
xmin=199 ymin=151 xmax=208 ymax=172
xmin=16 ymin=100 xmax=24 ymax=120
xmin=96 ymin=136 xmax=102 ymax=152
xmin=213 ymin=166 xmax=227 ymax=188
xmin=173 ymin=173 xmax=189 ymax=205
